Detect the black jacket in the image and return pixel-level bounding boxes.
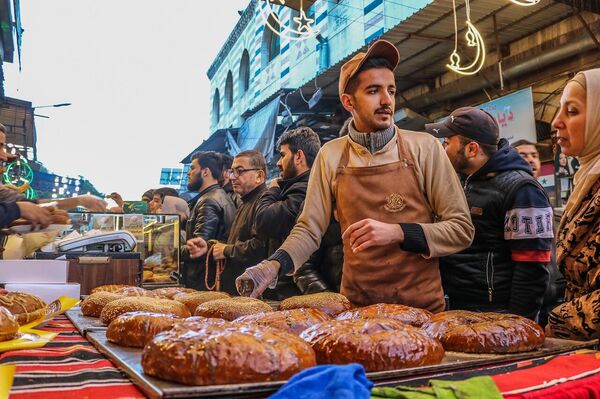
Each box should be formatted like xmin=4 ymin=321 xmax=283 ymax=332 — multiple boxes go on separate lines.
xmin=217 ymin=184 xmax=268 ymax=295
xmin=182 ymin=184 xmax=236 ymax=290
xmin=441 ymin=139 xmax=552 ymax=320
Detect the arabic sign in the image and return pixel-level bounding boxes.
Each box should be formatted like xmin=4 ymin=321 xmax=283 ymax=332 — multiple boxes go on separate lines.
xmin=479 ymin=87 xmax=537 ymax=143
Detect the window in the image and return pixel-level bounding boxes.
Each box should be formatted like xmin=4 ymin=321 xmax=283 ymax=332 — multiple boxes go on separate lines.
xmin=212 ymin=89 xmax=220 ymax=125
xmin=239 ymin=50 xmax=250 ymax=95
xmin=261 ymin=14 xmax=280 ymax=67
xmin=224 ymin=71 xmax=233 ymax=111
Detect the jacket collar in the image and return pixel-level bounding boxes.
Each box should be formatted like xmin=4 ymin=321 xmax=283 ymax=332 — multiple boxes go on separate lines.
xmin=278 ymin=170 xmax=310 ymax=190
xmin=198 ymin=184 xmax=221 ymax=197
xmin=241 ymin=184 xmax=266 ymax=203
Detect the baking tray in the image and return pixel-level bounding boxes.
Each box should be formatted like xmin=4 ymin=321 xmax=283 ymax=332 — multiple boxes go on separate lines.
xmin=65 ymin=306 xmax=107 ymax=336
xmin=86 ymin=332 xmax=597 ymax=399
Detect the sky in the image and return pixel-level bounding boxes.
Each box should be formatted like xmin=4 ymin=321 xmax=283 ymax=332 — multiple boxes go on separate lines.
xmin=4 ymin=0 xmax=250 ymax=200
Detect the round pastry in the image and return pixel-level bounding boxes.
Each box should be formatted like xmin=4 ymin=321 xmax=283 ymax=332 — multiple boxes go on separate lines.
xmin=106 ymin=312 xmax=183 ymax=347
xmin=235 ymin=308 xmax=331 ymax=335
xmin=81 ymin=291 xmax=122 ymax=317
xmin=142 ymin=322 xmax=316 ymax=385
xmin=336 ymin=303 xmax=433 ymax=327
xmin=422 ymin=310 xmax=545 ymax=354
xmin=0 ymin=292 xmax=47 ymax=325
xmin=300 ymin=318 xmax=444 ymax=371
xmin=279 ymin=293 xmax=352 ymax=317
xmin=152 ymin=287 xmax=197 ymax=299
xmin=113 ymin=287 xmax=158 ymax=297
xmin=194 ymin=297 xmax=272 ymax=321
xmin=90 ymin=284 xmax=132 ymax=294
xmin=0 ymin=306 xmax=19 ymax=341
xmin=173 ymin=291 xmax=231 ymax=313
xmin=100 ymin=297 xmax=191 ymax=325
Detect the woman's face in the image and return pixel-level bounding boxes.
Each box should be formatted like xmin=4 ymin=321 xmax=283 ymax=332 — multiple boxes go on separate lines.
xmin=552 ymin=81 xmax=586 ymax=157
xmin=559 ymin=153 xmax=567 ymax=166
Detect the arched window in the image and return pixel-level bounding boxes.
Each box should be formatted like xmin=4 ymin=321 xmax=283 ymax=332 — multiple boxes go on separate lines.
xmin=239 ymin=50 xmax=250 ymax=95
xmin=212 ymin=89 xmax=220 ymax=126
xmin=261 ymin=14 xmax=280 ymax=67
xmin=224 ymin=71 xmax=233 ymax=111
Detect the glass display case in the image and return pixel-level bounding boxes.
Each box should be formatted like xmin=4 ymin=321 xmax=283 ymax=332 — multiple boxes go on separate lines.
xmin=66 ymin=212 xmax=180 ymax=286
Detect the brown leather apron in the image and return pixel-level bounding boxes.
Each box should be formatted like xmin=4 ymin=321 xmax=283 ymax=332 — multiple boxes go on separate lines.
xmin=334 ymin=131 xmax=445 ymax=312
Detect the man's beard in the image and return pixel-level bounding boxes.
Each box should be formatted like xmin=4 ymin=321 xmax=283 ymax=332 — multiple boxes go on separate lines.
xmin=452 ymin=148 xmax=470 ymax=175
xmin=187 ymin=175 xmax=203 ymax=191
xmin=281 ymin=160 xmax=298 ymax=180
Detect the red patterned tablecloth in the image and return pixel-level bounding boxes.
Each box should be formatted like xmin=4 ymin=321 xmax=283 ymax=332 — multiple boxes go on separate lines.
xmin=0 ymin=315 xmax=144 ymax=399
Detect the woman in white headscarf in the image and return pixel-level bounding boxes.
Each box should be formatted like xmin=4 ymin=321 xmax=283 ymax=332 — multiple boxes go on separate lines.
xmin=546 ymin=69 xmax=600 ymax=340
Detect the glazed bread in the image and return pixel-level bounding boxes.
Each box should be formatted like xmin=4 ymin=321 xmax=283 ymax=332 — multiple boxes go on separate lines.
xmin=106 ymin=312 xmax=183 ymax=347
xmin=0 ymin=306 xmax=19 ymax=341
xmin=300 ymin=318 xmax=444 ymax=372
xmin=142 ymin=322 xmax=316 ymax=385
xmin=152 ymin=287 xmax=197 ymax=299
xmin=90 ymin=284 xmax=131 ymax=294
xmin=422 ymin=310 xmax=545 ymax=353
xmin=113 ymin=287 xmax=158 ymax=297
xmin=81 ymin=291 xmax=122 ymax=317
xmin=100 ymin=297 xmax=190 ymax=325
xmin=0 ymin=292 xmax=47 ymax=325
xmin=173 ymin=291 xmax=231 ymax=313
xmin=235 ymin=308 xmax=331 ymax=335
xmin=279 ymin=293 xmax=352 ymax=317
xmin=336 ymin=303 xmax=433 ymax=327
xmin=194 ymin=297 xmax=272 ymax=321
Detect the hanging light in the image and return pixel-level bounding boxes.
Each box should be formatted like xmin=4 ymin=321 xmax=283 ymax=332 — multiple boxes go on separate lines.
xmin=260 ymin=0 xmax=319 ymax=42
xmin=447 ymin=0 xmax=487 ymax=76
xmin=510 ymin=0 xmax=540 ymax=6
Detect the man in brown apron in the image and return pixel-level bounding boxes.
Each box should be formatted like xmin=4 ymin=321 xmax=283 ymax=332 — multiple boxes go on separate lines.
xmin=233 ymin=40 xmax=474 ymax=312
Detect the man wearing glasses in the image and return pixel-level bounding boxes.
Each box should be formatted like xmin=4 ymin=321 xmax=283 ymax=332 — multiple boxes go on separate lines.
xmin=426 ymin=107 xmax=552 ymax=320
xmin=196 ymin=150 xmax=268 ymax=295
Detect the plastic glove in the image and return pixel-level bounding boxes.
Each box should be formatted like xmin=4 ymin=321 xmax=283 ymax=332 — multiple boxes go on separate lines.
xmin=236 ymin=260 xmax=280 ymax=298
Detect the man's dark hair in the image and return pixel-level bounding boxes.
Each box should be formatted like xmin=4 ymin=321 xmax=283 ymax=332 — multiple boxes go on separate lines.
xmin=344 ymin=57 xmax=395 ymax=95
xmin=219 ymin=153 xmax=234 ymax=170
xmin=142 ymin=189 xmax=155 ymax=200
xmin=511 ymin=139 xmax=537 ymax=149
xmin=277 ymin=127 xmax=321 ymax=168
xmin=459 ymin=136 xmax=498 ymax=158
xmin=191 ymin=151 xmax=222 ymax=180
xmin=155 ymin=187 xmax=179 ymax=200
xmin=235 ymin=150 xmax=266 ymax=174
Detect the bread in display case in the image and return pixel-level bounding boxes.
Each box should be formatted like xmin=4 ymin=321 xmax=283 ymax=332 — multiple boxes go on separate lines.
xmin=66 ymin=212 xmax=180 ymax=286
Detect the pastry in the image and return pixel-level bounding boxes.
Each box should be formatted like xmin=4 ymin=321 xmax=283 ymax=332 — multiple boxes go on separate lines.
xmin=193 ymin=297 xmax=272 ymax=321
xmin=279 ymin=293 xmax=352 ymax=317
xmin=235 ymin=308 xmax=331 ymax=335
xmin=173 ymin=291 xmax=231 ymax=313
xmin=336 ymin=303 xmax=433 ymax=327
xmin=100 ymin=297 xmax=190 ymax=325
xmin=81 ymin=291 xmax=122 ymax=317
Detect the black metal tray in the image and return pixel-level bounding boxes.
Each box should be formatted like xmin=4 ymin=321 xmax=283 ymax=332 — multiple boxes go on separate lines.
xmin=86 ymin=331 xmax=597 ymax=399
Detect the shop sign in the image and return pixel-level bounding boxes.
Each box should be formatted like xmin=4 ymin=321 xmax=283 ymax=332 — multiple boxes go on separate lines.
xmin=479 ymin=87 xmax=537 ymax=143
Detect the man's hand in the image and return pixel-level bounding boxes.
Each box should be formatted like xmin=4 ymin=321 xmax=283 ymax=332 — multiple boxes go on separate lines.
xmin=186 ymin=237 xmax=208 ymax=258
xmin=16 ymin=202 xmax=52 ymax=229
xmin=236 ymin=260 xmax=280 ymax=298
xmin=342 ymin=218 xmax=404 ymax=253
xmin=212 ymin=243 xmax=227 ymax=261
xmin=77 ymin=195 xmax=108 ymax=211
xmin=268 ymin=178 xmax=280 ymax=189
xmin=108 ymin=192 xmax=124 ymax=207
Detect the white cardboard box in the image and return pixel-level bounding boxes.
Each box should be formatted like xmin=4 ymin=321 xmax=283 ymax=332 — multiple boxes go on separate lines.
xmin=4 ymin=283 xmax=80 ymax=304
xmin=0 ymin=260 xmax=69 ymax=283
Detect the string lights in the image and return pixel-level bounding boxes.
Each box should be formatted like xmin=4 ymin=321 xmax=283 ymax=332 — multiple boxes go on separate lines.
xmin=509 ymin=0 xmax=541 ymax=6
xmin=447 ymin=0 xmax=486 ymax=76
xmin=260 ymin=0 xmax=319 ymax=41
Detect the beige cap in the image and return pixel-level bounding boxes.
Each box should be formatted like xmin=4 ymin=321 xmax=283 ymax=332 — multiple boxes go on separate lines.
xmin=338 ymin=39 xmax=400 ymax=99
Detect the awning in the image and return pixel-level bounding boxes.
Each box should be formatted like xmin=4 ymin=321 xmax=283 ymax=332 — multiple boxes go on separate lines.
xmin=180 ymin=129 xmax=239 ymax=164
xmin=236 ymin=95 xmax=280 ymax=162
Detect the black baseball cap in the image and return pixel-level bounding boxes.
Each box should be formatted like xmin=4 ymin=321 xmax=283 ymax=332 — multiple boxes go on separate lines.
xmin=425 ymin=107 xmax=499 ymax=146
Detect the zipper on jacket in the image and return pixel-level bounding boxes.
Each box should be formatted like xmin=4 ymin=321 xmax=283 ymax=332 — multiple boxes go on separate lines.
xmin=485 ymin=252 xmax=495 ymax=303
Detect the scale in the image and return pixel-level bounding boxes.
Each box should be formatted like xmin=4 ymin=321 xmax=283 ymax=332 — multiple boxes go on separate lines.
xmin=57 ymin=231 xmax=137 ymax=253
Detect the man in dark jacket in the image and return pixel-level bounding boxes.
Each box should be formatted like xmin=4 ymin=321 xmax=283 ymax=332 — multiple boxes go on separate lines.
xmin=426 ymin=107 xmax=552 ymax=320
xmin=254 ymin=127 xmax=322 ymax=299
xmin=218 ymin=153 xmax=242 ymax=209
xmin=182 ymin=151 xmax=236 ymax=290
xmin=208 ymin=150 xmax=268 ymax=295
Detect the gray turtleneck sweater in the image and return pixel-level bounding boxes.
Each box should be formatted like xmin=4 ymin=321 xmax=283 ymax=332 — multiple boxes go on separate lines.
xmin=347 ymin=121 xmax=396 ymax=154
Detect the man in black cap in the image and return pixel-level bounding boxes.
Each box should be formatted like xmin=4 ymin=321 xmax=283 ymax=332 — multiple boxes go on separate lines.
xmin=426 ymin=107 xmax=552 ymax=320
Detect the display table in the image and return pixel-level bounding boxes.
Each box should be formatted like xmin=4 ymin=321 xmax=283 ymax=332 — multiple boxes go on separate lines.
xmin=1 ymin=315 xmax=600 ymax=399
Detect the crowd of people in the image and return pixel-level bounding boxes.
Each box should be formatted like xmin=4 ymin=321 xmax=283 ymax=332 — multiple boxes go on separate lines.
xmin=0 ymin=40 xmax=598 ymax=342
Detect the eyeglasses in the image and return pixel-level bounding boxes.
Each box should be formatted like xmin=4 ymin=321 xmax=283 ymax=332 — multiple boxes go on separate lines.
xmin=227 ymin=168 xmax=261 ymax=178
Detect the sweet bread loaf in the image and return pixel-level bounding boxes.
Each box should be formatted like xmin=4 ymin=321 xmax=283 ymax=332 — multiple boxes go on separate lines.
xmin=106 ymin=312 xmax=183 ymax=347
xmin=0 ymin=292 xmax=47 ymax=325
xmin=142 ymin=322 xmax=316 ymax=385
xmin=90 ymin=284 xmax=131 ymax=294
xmin=0 ymin=306 xmax=19 ymax=341
xmin=300 ymin=318 xmax=444 ymax=371
xmin=194 ymin=297 xmax=272 ymax=321
xmin=173 ymin=291 xmax=231 ymax=313
xmin=152 ymin=287 xmax=197 ymax=299
xmin=100 ymin=297 xmax=191 ymax=325
xmin=235 ymin=308 xmax=330 ymax=335
xmin=81 ymin=291 xmax=122 ymax=317
xmin=422 ymin=310 xmax=545 ymax=353
xmin=279 ymin=293 xmax=352 ymax=316
xmin=336 ymin=303 xmax=433 ymax=327
xmin=113 ymin=287 xmax=158 ymax=297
